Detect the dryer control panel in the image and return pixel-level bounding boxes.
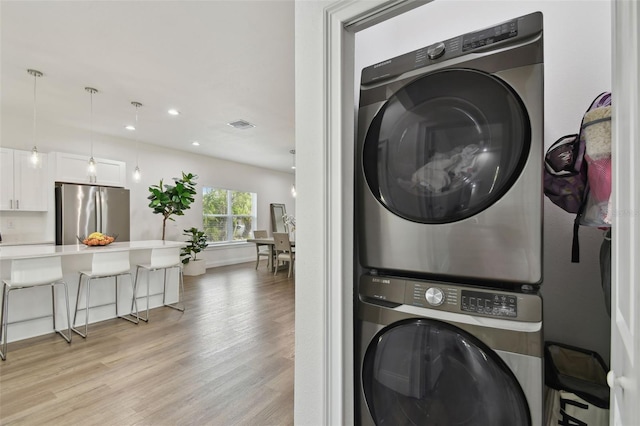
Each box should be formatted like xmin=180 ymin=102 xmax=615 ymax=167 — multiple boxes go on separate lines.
xmin=360 ymin=11 xmax=542 ymax=85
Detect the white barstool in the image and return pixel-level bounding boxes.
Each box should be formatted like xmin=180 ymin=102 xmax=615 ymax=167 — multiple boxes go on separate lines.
xmin=132 ymin=247 xmax=185 ymax=322
xmin=72 ymin=251 xmax=138 ymax=338
xmin=1 ymin=255 xmax=72 ymax=360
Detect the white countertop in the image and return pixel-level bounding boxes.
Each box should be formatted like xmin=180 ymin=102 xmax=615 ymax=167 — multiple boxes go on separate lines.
xmin=0 ymin=240 xmax=185 ymax=260
xmin=0 ymin=240 xmax=55 ymax=247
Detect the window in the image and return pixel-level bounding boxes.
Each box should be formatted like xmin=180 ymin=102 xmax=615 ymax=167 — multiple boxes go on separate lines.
xmin=202 ymin=187 xmax=257 ymax=243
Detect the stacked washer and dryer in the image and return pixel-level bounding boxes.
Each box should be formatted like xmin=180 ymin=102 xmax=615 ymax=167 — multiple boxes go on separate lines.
xmin=355 ymin=12 xmax=545 ymax=426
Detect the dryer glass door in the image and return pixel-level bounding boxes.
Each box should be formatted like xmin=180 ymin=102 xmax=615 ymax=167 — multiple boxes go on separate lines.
xmin=362 ymin=68 xmax=530 ymax=223
xmin=362 ymin=319 xmax=531 ymax=425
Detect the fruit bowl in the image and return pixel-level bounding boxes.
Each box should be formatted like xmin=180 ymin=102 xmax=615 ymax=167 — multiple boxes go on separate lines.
xmin=77 ymin=232 xmax=117 ymax=246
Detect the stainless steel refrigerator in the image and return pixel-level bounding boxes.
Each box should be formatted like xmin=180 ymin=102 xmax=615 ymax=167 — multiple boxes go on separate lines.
xmin=55 ymin=183 xmax=130 ymax=245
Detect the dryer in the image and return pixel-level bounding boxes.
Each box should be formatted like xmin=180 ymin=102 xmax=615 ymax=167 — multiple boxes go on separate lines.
xmin=356 ymin=274 xmax=543 ymax=425
xmin=355 ymin=12 xmax=544 ymax=284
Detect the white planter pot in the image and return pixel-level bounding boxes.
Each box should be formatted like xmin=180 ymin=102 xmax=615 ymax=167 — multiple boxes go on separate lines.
xmin=183 ymin=259 xmax=206 ymax=276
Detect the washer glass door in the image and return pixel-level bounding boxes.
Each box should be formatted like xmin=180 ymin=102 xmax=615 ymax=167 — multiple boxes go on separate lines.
xmin=362 ymin=68 xmax=530 ymax=223
xmin=362 ymin=319 xmax=531 ymax=425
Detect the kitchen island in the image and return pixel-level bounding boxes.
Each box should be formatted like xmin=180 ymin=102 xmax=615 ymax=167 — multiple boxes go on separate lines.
xmin=0 ymin=240 xmax=185 ymax=344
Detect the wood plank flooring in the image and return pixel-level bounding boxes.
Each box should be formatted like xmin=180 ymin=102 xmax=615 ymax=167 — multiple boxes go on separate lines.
xmin=0 ymin=262 xmax=295 ymax=425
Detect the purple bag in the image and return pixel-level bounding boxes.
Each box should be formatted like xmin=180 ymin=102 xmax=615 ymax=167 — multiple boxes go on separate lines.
xmin=543 ymin=93 xmax=611 ymax=213
xmin=543 ymin=133 xmax=586 ymax=213
xmin=543 ymin=92 xmax=612 ymax=262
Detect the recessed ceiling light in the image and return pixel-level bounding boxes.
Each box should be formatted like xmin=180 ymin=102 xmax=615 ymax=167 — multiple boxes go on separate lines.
xmin=192 ymin=141 xmax=200 ymax=146
xmin=125 ymin=125 xmax=135 ymax=131
xmin=168 ymin=109 xmax=180 ymax=116
xmin=227 ymin=119 xmax=255 ymax=130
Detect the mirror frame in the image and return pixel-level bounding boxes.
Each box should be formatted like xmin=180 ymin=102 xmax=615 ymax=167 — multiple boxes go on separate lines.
xmin=270 ymin=203 xmax=287 ymax=234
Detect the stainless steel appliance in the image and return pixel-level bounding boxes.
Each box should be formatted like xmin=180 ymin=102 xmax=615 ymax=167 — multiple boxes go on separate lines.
xmin=356 ymin=274 xmax=543 ymax=426
xmin=355 ymin=12 xmax=544 ymax=284
xmin=55 ymin=183 xmax=130 ymax=245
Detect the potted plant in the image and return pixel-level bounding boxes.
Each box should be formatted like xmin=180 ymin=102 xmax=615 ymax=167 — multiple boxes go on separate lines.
xmin=180 ymin=227 xmax=208 ymax=276
xmin=147 ymin=172 xmax=198 ymax=240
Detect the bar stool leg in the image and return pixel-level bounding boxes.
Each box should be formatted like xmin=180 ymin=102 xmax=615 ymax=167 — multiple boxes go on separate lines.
xmin=1 ymin=285 xmax=9 ymax=360
xmin=163 ymin=266 xmax=185 ymax=312
xmin=72 ymin=275 xmax=91 ymax=338
xmin=131 ymin=266 xmax=150 ymax=322
xmin=117 ymin=273 xmax=138 ymax=325
xmin=53 ymin=282 xmax=72 ymax=344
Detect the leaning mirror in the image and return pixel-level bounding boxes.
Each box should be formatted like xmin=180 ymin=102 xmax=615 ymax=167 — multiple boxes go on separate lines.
xmin=270 ymin=203 xmax=287 ymax=234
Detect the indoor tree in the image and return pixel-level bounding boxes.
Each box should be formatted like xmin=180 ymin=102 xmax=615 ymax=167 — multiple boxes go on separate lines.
xmin=148 ymin=172 xmax=198 ymax=240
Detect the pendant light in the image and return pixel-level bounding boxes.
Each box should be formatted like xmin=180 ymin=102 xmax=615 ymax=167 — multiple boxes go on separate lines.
xmin=27 ymin=69 xmax=43 ymax=168
xmin=131 ymin=101 xmax=143 ymax=182
xmin=290 ymin=149 xmax=297 ymax=198
xmin=85 ymin=87 xmax=98 ymax=181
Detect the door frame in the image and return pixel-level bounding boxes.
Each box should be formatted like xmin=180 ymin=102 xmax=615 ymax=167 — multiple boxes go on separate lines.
xmin=296 ymin=0 xmax=638 ymax=423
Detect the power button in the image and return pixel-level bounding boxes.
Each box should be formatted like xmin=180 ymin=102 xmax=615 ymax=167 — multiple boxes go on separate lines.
xmin=425 ymin=287 xmax=445 ymax=306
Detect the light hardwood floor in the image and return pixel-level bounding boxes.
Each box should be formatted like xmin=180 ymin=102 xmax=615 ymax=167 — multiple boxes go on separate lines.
xmin=0 ymin=262 xmax=294 ymax=425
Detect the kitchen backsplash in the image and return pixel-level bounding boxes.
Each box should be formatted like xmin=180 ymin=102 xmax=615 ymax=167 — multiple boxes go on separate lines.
xmin=0 ymin=211 xmax=52 ymax=244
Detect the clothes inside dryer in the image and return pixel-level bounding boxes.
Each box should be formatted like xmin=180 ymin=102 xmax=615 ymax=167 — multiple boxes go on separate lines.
xmin=363 ymin=319 xmax=530 ymax=425
xmin=363 ymin=68 xmax=530 ymax=223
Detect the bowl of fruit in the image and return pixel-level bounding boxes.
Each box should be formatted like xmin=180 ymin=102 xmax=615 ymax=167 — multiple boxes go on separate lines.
xmin=78 ymin=232 xmax=117 ymax=246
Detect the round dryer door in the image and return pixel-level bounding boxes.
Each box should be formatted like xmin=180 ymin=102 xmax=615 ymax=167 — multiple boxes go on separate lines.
xmin=362 ymin=68 xmax=531 ymax=223
xmin=362 ymin=319 xmax=531 ymax=425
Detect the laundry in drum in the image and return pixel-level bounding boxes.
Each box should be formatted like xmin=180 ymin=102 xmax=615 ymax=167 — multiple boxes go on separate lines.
xmin=408 ymin=144 xmax=480 ymax=192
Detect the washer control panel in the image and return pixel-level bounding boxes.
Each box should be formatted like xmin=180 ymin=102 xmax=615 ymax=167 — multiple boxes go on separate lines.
xmin=358 ymin=274 xmax=541 ymax=322
xmin=461 ymin=289 xmax=517 ymax=318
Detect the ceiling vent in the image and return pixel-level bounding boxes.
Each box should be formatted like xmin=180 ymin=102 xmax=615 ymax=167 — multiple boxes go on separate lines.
xmin=227 ymin=119 xmax=255 ymax=130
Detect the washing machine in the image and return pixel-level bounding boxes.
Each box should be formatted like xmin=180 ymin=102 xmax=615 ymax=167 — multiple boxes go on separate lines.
xmin=356 ymin=274 xmax=543 ymax=425
xmin=356 ymin=12 xmax=543 ymax=284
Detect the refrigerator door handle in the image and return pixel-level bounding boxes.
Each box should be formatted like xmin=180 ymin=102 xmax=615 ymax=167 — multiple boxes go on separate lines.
xmin=96 ymin=190 xmax=102 ymax=233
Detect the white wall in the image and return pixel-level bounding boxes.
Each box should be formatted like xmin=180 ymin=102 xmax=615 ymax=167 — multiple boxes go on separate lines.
xmin=354 ymin=0 xmax=612 ymax=361
xmin=1 ymin=112 xmax=295 ymax=267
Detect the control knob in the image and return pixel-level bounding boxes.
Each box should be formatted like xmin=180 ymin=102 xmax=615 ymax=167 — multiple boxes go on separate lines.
xmin=427 ymin=42 xmax=446 ymax=60
xmin=425 ymin=287 xmax=445 ymax=306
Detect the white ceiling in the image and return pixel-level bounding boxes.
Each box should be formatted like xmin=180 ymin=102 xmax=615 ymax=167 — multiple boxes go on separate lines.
xmin=0 ymin=0 xmax=296 ymax=173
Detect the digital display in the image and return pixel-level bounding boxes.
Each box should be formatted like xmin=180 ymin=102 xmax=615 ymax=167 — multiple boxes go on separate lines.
xmin=462 ymin=20 xmax=518 ymax=52
xmin=461 ymin=290 xmax=517 ymax=317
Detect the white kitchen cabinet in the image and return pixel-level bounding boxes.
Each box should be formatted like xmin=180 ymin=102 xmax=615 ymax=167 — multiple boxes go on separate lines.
xmin=53 ymin=152 xmax=126 ymax=187
xmin=0 ymin=148 xmax=48 ymax=211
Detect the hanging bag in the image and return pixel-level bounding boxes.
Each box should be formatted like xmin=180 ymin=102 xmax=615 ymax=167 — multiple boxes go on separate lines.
xmin=543 ymin=92 xmax=611 ymax=262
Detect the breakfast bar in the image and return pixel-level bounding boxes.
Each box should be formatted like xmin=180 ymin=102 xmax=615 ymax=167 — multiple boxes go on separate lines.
xmin=0 ymin=240 xmax=185 ymax=344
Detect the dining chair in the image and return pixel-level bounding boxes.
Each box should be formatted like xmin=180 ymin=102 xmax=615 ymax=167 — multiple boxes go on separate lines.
xmin=273 ymin=232 xmax=295 ymax=278
xmin=131 ymin=246 xmax=185 ymax=322
xmin=253 ymin=230 xmax=270 ymax=270
xmin=72 ymin=250 xmax=139 ymax=338
xmin=1 ymin=255 xmax=72 ymax=360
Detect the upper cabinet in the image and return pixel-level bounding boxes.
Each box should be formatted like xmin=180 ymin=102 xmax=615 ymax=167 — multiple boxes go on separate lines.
xmin=0 ymin=148 xmax=48 ymax=211
xmin=53 ymin=152 xmax=126 ymax=187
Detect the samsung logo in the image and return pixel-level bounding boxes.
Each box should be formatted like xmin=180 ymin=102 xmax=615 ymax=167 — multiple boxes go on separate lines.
xmin=374 ymin=60 xmax=392 ymax=68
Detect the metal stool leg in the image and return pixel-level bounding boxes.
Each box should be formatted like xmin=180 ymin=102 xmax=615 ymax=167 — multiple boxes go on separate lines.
xmin=116 ymin=273 xmax=138 ymax=325
xmin=1 ymin=285 xmax=10 ymax=360
xmin=131 ymin=266 xmax=150 ymax=322
xmin=53 ymin=281 xmax=72 ymax=344
xmin=72 ymin=274 xmax=91 ymax=338
xmin=163 ymin=266 xmax=185 ymax=312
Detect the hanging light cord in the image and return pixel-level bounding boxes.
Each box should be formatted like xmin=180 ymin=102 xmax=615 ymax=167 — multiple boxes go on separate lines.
xmin=135 ymin=104 xmax=139 ymax=167
xmin=32 ymin=72 xmax=38 ymax=148
xmin=90 ymin=90 xmax=94 ymax=158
